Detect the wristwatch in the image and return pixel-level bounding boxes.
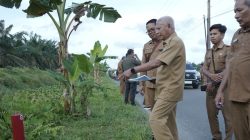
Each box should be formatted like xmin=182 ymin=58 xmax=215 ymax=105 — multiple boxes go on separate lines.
xmin=130 ymin=68 xmax=136 ymax=74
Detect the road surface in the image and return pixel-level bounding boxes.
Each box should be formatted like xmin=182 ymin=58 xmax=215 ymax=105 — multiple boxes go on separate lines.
xmin=135 ymin=86 xmax=233 ymax=140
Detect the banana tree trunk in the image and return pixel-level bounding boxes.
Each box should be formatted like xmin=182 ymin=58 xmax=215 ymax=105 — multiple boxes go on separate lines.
xmin=59 ymin=39 xmax=77 ymax=114
xmin=80 ymin=91 xmax=91 ymax=118
xmin=94 ymin=66 xmax=97 ymax=83
xmin=63 ymin=88 xmax=70 ymax=113
xmin=70 ymin=85 xmax=76 ymax=113
xmin=94 ymin=64 xmax=101 ymax=84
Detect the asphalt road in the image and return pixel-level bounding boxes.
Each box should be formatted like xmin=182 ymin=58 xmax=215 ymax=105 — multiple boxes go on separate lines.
xmin=135 ymin=86 xmax=231 ymax=140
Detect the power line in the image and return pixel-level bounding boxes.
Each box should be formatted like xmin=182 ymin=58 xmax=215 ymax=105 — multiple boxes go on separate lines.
xmin=211 ymin=9 xmax=234 ymax=19
xmin=180 ymin=18 xmax=204 ymax=35
xmin=180 ymin=8 xmax=234 ymax=37
xmin=159 ymin=0 xmax=178 ymax=15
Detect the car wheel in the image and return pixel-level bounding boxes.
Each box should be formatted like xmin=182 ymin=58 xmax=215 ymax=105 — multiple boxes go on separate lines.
xmin=193 ymin=84 xmax=199 ymax=89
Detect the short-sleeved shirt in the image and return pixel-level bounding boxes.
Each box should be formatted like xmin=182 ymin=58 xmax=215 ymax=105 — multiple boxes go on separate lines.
xmin=142 ymin=40 xmax=162 ymax=88
xmin=203 ymin=42 xmax=230 ymax=83
xmin=122 ymin=56 xmax=141 ymax=79
xmin=228 ymin=28 xmax=250 ymax=103
xmin=155 ymin=32 xmax=186 ymax=101
xmin=117 ymin=59 xmax=124 ymax=77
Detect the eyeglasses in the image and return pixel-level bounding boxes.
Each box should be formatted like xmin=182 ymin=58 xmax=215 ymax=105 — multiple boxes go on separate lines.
xmin=146 ymin=28 xmax=155 ymax=34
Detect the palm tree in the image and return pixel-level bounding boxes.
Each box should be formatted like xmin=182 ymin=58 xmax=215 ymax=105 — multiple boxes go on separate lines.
xmin=0 ymin=22 xmax=59 ymax=69
xmin=18 ymin=33 xmax=59 ymax=69
xmin=0 ymin=20 xmax=27 ymax=67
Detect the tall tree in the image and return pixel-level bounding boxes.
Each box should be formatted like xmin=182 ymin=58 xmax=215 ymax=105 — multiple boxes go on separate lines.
xmin=18 ymin=33 xmax=59 ymax=69
xmin=0 ymin=20 xmax=59 ymax=69
xmin=0 ymin=20 xmax=27 ymax=67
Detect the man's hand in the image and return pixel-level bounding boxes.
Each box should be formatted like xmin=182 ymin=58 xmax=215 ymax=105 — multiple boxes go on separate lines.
xmin=206 ymin=83 xmax=213 ymax=92
xmin=215 ymin=90 xmax=224 ymax=106
xmin=210 ymin=73 xmax=223 ymax=83
xmin=119 ymin=68 xmax=133 ymax=80
xmin=139 ymin=86 xmax=144 ymax=95
xmin=118 ymin=74 xmax=124 ymax=80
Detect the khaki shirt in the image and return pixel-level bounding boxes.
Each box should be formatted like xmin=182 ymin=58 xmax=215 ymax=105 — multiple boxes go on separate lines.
xmin=228 ymin=28 xmax=250 ymax=103
xmin=203 ymin=42 xmax=230 ymax=83
xmin=117 ymin=59 xmax=123 ymax=77
xmin=142 ymin=40 xmax=162 ymax=88
xmin=155 ymin=32 xmax=186 ymax=101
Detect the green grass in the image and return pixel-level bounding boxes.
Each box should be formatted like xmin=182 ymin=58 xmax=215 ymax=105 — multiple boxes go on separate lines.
xmin=0 ymin=68 xmax=152 ymax=140
xmin=59 ymin=89 xmax=152 ymax=140
xmin=0 ymin=67 xmax=60 ymax=94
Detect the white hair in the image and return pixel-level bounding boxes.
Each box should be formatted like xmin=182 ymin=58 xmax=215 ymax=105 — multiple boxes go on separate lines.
xmin=158 ymin=16 xmax=175 ymax=31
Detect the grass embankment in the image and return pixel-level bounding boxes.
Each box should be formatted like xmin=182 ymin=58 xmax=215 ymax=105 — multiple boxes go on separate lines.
xmin=0 ymin=67 xmax=59 ymax=94
xmin=0 ymin=68 xmax=152 ymax=140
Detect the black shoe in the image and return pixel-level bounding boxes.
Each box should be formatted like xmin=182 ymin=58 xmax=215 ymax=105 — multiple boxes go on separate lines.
xmin=152 ymin=134 xmax=155 ymax=140
xmin=131 ymin=103 xmax=136 ymax=106
xmin=144 ymin=106 xmax=151 ymax=108
xmin=212 ymin=138 xmax=222 ymax=140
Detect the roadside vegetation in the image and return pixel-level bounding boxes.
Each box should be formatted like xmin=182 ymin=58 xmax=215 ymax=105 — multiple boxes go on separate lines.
xmin=0 ymin=19 xmax=151 ymax=140
xmin=0 ymin=68 xmax=152 ymax=139
xmin=0 ymin=2 xmax=152 ymax=139
xmin=0 ymin=67 xmax=60 ymax=94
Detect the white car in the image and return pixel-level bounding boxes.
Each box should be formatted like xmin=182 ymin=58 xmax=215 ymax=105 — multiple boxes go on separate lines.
xmin=185 ymin=63 xmax=200 ymax=89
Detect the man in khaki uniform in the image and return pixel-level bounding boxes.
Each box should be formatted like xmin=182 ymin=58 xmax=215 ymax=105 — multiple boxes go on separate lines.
xmin=117 ymin=56 xmax=125 ymax=95
xmin=199 ymin=63 xmax=205 ymax=85
xmin=140 ymin=19 xmax=161 ymax=109
xmin=202 ymin=24 xmax=232 ymax=140
xmin=216 ymin=0 xmax=250 ymax=139
xmin=122 ymin=16 xmax=185 ymax=140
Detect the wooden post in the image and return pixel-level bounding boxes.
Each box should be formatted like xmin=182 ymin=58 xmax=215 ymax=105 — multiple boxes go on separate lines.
xmin=11 ymin=114 xmax=25 ymax=140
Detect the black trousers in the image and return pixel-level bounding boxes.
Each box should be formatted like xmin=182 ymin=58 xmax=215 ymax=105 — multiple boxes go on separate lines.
xmin=124 ymin=80 xmax=137 ymax=105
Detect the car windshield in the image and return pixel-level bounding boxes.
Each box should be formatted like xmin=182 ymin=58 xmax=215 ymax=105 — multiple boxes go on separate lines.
xmin=186 ymin=64 xmax=195 ymax=70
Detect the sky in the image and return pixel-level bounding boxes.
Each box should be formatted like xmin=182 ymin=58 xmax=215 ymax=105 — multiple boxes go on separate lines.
xmin=0 ymin=0 xmax=240 ymax=69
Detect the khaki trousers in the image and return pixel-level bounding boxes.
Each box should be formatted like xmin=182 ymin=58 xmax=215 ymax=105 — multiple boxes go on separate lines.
xmin=119 ymin=79 xmax=125 ymax=95
xmin=149 ymin=99 xmax=178 ymax=140
xmin=144 ymin=87 xmax=155 ymax=108
xmin=230 ymin=101 xmax=250 ymax=140
xmin=206 ymin=87 xmax=233 ymax=140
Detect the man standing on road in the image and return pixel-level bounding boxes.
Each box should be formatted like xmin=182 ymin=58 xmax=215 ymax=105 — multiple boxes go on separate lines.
xmin=140 ymin=19 xmax=162 ymax=110
xmin=215 ymin=0 xmax=250 ymax=139
xmin=122 ymin=16 xmax=186 ymax=140
xmin=202 ymin=24 xmax=233 ymax=140
xmin=122 ymin=49 xmax=141 ymax=105
xmin=117 ymin=56 xmax=126 ymax=95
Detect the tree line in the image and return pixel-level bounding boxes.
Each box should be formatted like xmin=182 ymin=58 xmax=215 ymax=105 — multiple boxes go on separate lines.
xmin=0 ymin=20 xmax=59 ymax=70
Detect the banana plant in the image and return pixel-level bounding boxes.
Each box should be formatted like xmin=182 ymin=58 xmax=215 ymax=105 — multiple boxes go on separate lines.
xmin=62 ymin=54 xmax=93 ymax=113
xmin=60 ymin=41 xmax=117 ymax=114
xmin=0 ymin=0 xmax=121 ymax=113
xmin=0 ymin=0 xmax=121 ymax=67
xmin=88 ymin=41 xmax=117 ymax=84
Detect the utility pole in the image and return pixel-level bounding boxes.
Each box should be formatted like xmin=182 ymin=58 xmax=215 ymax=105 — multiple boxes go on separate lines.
xmin=206 ymin=0 xmax=211 ymax=50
